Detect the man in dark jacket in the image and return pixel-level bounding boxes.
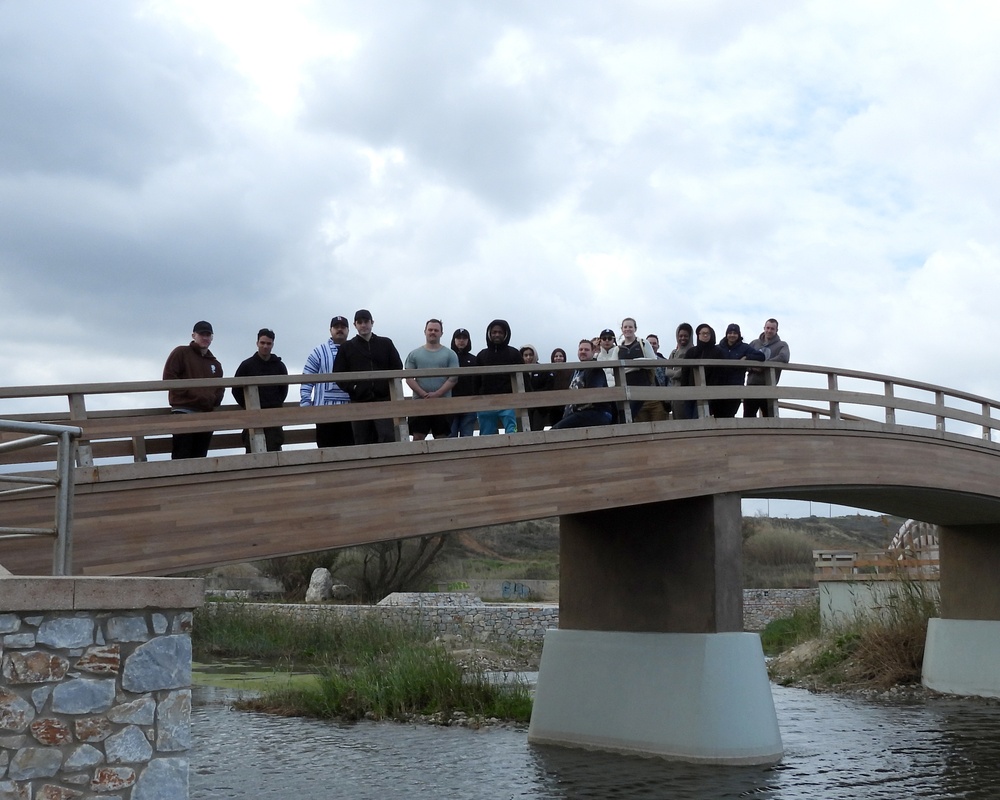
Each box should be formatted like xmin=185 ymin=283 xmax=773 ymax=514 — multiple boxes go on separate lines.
xmin=552 ymin=340 xmax=614 ymax=429
xmin=475 ymin=319 xmax=522 ymax=435
xmin=332 ymin=309 xmax=404 ymax=444
xmin=163 ymin=320 xmax=224 ymax=459
xmin=233 ymin=328 xmax=289 ymax=452
xmin=715 ymin=323 xmax=764 ymax=418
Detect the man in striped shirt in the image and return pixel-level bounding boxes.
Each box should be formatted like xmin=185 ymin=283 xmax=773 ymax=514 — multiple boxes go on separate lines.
xmin=300 ymin=316 xmax=354 ymax=448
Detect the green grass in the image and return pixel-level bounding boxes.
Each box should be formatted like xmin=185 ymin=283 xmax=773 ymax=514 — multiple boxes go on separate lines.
xmin=193 ymin=603 xmax=533 ymax=723
xmin=240 ymin=642 xmax=532 ymax=723
xmin=759 ymin=603 xmax=821 ymax=656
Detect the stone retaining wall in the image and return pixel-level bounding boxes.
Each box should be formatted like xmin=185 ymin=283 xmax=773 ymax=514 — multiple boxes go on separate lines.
xmin=236 ymin=588 xmax=817 ymax=641
xmin=743 ymin=589 xmax=818 ymax=631
xmin=246 ymin=596 xmax=560 ymax=641
xmin=1 ymin=577 xmax=203 ymax=800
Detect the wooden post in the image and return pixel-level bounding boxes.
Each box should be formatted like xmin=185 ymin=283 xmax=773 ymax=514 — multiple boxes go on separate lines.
xmin=67 ymin=393 xmax=93 ymax=467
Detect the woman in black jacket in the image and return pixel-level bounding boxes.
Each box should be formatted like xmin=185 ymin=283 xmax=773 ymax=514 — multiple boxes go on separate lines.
xmin=682 ymin=324 xmax=726 ymax=419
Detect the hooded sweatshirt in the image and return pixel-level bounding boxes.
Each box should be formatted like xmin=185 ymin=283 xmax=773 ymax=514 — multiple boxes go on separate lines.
xmin=450 ymin=330 xmax=479 ymax=397
xmin=746 ymin=334 xmax=789 ymax=386
xmin=520 ymin=344 xmax=553 ymax=392
xmin=666 ymin=323 xmax=694 ymax=386
xmin=476 ymin=319 xmax=522 ymax=396
xmin=682 ymin=324 xmax=726 ymax=387
xmin=717 ymin=330 xmax=765 ymax=386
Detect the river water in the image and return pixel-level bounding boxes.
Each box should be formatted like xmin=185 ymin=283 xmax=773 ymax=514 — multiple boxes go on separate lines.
xmin=190 ymin=682 xmax=1000 ymax=799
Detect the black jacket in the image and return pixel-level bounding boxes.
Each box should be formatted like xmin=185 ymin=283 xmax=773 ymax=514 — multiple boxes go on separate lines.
xmin=333 ymin=333 xmax=403 ymax=402
xmin=476 ymin=319 xmax=522 ymax=396
xmin=683 ymin=326 xmax=726 ymax=386
xmin=450 ymin=332 xmax=480 ymax=398
xmin=232 ymin=353 xmax=289 ymax=409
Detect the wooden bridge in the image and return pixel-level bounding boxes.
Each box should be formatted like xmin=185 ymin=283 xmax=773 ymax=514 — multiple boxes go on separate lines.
xmin=2 ymin=358 xmax=1000 ymax=578
xmin=4 ymin=357 xmax=1000 ymax=763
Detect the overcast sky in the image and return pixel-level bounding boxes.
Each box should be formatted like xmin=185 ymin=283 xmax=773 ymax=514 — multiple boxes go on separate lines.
xmin=3 ymin=1 xmax=999 ymax=516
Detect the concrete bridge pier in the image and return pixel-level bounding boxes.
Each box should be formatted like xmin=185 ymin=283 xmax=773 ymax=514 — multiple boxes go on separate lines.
xmin=923 ymin=524 xmax=1000 ymax=698
xmin=527 ymin=493 xmax=783 ymax=765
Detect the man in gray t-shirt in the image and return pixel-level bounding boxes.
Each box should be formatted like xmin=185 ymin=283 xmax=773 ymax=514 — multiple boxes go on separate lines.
xmin=404 ymin=319 xmax=459 ymax=440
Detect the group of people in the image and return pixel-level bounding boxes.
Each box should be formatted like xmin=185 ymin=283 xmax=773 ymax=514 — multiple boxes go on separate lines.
xmin=161 ymin=312 xmax=789 ymax=459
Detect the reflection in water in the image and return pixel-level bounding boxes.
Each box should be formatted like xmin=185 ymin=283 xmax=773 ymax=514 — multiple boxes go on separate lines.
xmin=191 ymin=684 xmax=1000 ymax=799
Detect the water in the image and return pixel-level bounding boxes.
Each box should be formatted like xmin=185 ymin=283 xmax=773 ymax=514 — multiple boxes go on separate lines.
xmin=190 ymin=684 xmax=1000 ymax=799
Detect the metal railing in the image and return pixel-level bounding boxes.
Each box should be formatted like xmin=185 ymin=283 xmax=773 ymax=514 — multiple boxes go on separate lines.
xmin=0 ymin=419 xmax=82 ymax=575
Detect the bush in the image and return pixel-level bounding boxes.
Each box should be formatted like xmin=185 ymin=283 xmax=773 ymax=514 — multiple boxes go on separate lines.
xmin=760 ymin=604 xmax=820 ymax=656
xmin=744 ymin=527 xmax=814 ymax=567
xmin=768 ymin=577 xmax=939 ymax=689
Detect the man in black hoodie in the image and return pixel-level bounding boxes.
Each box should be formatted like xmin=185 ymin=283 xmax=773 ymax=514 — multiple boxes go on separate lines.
xmin=476 ymin=319 xmax=522 ymax=435
xmin=233 ymin=327 xmax=288 ymax=452
xmin=715 ymin=323 xmax=764 ymax=418
xmin=333 ymin=309 xmax=404 ymax=444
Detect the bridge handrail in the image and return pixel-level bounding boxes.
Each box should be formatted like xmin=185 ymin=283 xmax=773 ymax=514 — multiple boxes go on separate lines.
xmin=4 ymin=360 xmax=999 ymax=419
xmin=0 ymin=357 xmax=997 ymax=406
xmin=1 ymin=361 xmax=998 ymax=469
xmin=0 ymin=419 xmax=81 ymax=575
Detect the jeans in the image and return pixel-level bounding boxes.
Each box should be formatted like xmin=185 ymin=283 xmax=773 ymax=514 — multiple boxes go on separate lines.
xmin=477 ymin=409 xmax=516 ymax=435
xmin=450 ymin=412 xmax=477 ymax=437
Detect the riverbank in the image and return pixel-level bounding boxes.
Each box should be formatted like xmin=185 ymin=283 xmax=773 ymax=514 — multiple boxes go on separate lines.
xmin=193 ymin=603 xmax=537 ymax=726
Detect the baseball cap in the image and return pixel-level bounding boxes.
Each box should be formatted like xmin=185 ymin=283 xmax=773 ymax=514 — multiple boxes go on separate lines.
xmin=726 ymin=323 xmax=741 ymax=335
xmin=330 ymin=316 xmax=349 ymax=327
xmin=193 ymin=321 xmax=213 ymax=334
xmin=354 ymin=309 xmax=373 ymax=322
xmin=600 ymin=329 xmax=615 ymax=339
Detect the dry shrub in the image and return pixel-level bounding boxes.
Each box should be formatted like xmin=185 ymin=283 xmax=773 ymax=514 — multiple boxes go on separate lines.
xmin=744 ymin=526 xmax=814 ymax=567
xmin=847 ymin=580 xmax=939 ymax=688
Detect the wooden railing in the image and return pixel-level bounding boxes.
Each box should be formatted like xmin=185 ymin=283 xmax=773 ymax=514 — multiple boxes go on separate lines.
xmin=1 ymin=359 xmax=999 ymax=471
xmin=814 ymin=549 xmax=940 ymax=581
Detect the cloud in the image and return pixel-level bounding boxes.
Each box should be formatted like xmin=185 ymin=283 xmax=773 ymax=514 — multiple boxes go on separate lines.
xmin=1 ymin=0 xmax=999 ymax=422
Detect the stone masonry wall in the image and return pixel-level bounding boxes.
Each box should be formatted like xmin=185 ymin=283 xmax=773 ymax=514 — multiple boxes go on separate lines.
xmin=246 ymin=595 xmax=560 ymax=642
xmin=1 ymin=578 xmax=203 ymax=800
xmin=743 ymin=589 xmax=818 ymax=631
xmin=235 ymin=588 xmax=818 ymax=641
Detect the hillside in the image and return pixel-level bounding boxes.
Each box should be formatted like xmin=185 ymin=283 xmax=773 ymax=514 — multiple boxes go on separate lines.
xmin=437 ymin=514 xmax=908 ymax=587
xmin=445 ymin=514 xmax=903 ymax=563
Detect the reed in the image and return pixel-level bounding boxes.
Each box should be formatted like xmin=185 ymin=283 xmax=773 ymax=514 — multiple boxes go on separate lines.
xmin=239 ymin=642 xmax=532 ymax=723
xmin=767 ymin=575 xmax=938 ymax=689
xmin=193 ymin=603 xmax=533 ymax=723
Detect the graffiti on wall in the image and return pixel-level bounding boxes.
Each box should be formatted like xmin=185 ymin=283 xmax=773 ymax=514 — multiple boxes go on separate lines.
xmin=501 ymin=580 xmax=531 ymax=600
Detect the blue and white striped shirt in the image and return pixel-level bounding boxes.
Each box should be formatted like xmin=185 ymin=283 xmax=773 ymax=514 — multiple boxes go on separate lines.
xmin=300 ymin=339 xmax=350 ymax=406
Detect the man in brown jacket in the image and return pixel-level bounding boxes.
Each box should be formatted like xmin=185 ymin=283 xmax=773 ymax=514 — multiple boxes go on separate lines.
xmin=163 ymin=320 xmax=224 ymax=459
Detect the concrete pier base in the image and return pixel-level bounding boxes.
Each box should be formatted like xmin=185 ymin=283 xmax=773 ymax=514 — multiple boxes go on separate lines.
xmin=923 ymin=618 xmax=1000 ymax=698
xmin=527 ymin=628 xmax=783 ymax=765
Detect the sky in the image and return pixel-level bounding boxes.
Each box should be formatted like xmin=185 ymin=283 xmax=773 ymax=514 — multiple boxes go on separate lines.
xmin=3 ymin=1 xmax=999 ymax=516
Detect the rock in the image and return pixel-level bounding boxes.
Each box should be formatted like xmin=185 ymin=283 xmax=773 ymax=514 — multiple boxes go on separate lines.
xmin=305 ymin=568 xmax=333 ymax=603
xmin=330 ymin=583 xmax=354 ymax=600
